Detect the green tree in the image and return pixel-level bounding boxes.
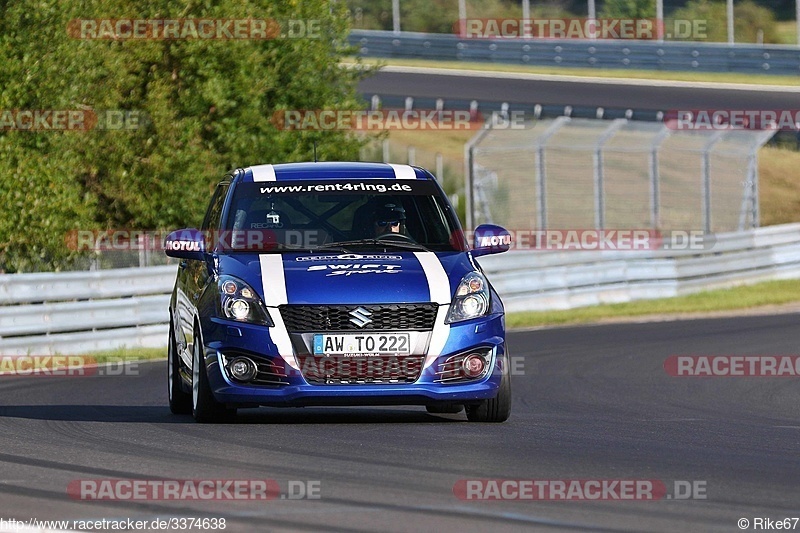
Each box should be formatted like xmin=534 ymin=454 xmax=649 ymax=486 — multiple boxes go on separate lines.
xmin=0 ymin=0 xmax=370 ymax=272
xmin=670 ymin=0 xmax=779 ymax=43
xmin=600 ymin=0 xmax=656 ymax=18
xmin=345 ymin=0 xmax=576 ymax=34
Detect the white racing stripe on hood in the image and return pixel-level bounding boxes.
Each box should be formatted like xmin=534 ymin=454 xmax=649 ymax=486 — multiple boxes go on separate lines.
xmin=388 ymin=163 xmax=417 ymax=179
xmin=251 ymin=164 xmax=276 ymax=182
xmin=414 ymin=252 xmax=451 ymax=369
xmin=259 ymin=254 xmax=299 ymax=370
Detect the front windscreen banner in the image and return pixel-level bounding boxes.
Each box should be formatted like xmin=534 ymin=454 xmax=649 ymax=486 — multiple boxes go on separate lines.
xmin=245 ymin=179 xmax=441 ymax=197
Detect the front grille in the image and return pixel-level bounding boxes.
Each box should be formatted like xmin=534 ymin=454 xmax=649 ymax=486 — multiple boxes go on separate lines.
xmin=280 ymin=304 xmax=438 ymax=332
xmin=252 ymin=357 xmax=289 ymax=385
xmin=296 ymin=355 xmax=424 ymax=384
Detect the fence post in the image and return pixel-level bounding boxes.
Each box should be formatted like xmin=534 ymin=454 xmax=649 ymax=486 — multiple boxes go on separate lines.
xmin=392 ymin=0 xmax=400 ymax=34
xmin=649 ymin=126 xmax=672 ymax=230
xmin=464 ymin=122 xmax=493 ymax=231
xmin=534 ymin=116 xmax=571 ymax=230
xmin=702 ymin=131 xmax=725 ymax=234
xmin=382 ymin=139 xmax=390 ymax=162
xmin=701 ymin=152 xmax=711 ymax=234
xmin=752 ymin=150 xmax=760 ymax=227
xmin=594 ymin=119 xmax=627 ymax=230
xmin=535 ymin=146 xmax=546 ymax=230
xmin=138 ymin=234 xmax=147 ymax=267
xmin=737 ymin=152 xmax=758 ymax=230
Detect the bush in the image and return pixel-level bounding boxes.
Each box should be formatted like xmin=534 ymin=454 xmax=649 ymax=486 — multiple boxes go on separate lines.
xmin=0 ymin=0 xmax=371 ymax=272
xmin=670 ymin=0 xmax=779 ymax=43
xmin=345 ymin=0 xmax=576 ymax=34
xmin=601 ymin=0 xmax=656 ymax=18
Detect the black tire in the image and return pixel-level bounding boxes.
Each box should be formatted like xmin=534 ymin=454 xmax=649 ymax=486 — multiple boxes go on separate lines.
xmin=426 ymin=404 xmax=464 ymax=414
xmin=466 ymin=353 xmax=511 ymax=423
xmin=168 ymin=322 xmax=192 ymax=415
xmin=191 ymin=327 xmax=236 ymax=423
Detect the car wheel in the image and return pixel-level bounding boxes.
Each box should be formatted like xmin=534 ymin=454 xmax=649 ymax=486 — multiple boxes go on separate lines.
xmin=466 ymin=353 xmax=511 ymax=423
xmin=168 ymin=322 xmax=192 ymax=414
xmin=426 ymin=404 xmax=464 ymax=414
xmin=191 ymin=326 xmax=236 ymax=423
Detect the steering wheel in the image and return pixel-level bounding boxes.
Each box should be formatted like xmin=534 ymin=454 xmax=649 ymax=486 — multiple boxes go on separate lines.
xmin=376 ymin=232 xmax=416 ymax=243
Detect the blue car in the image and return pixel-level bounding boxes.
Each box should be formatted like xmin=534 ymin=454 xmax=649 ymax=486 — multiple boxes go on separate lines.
xmin=164 ymin=162 xmax=511 ymax=423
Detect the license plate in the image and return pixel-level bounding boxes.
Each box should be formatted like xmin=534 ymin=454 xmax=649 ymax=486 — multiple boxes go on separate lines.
xmin=313 ymin=333 xmax=411 ymax=356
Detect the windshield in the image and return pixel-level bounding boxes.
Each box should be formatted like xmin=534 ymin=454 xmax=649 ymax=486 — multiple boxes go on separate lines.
xmin=221 ymin=179 xmax=466 ymax=252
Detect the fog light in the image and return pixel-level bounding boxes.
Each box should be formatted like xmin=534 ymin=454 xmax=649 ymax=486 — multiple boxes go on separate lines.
xmin=462 ymin=354 xmax=486 ymax=378
xmin=229 ymin=357 xmax=257 ymax=381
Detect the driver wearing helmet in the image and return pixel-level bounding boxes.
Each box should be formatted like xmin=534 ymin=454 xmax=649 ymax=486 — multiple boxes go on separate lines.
xmin=373 ymin=203 xmax=406 ymax=237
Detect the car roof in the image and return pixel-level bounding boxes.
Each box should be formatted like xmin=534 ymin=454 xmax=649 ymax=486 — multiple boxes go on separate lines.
xmin=237 ymin=162 xmax=431 ymax=182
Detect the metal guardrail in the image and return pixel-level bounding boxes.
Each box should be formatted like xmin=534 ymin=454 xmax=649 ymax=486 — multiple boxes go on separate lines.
xmin=2 ymin=223 xmax=800 ymax=354
xmin=0 ymin=265 xmax=176 ymax=355
xmin=478 ymin=223 xmax=800 ymax=312
xmin=349 ymin=30 xmax=800 ymax=75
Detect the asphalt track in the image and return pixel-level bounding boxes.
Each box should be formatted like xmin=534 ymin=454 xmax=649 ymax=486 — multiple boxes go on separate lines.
xmin=359 ymin=68 xmax=800 ymax=112
xmin=1 ymin=313 xmax=799 ymax=532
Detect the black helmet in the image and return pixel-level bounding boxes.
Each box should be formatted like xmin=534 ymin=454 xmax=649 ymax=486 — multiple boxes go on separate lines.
xmin=374 ymin=203 xmax=406 ymax=225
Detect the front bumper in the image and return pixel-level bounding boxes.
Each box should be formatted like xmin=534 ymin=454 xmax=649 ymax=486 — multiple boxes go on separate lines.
xmin=199 ymin=313 xmax=506 ymax=408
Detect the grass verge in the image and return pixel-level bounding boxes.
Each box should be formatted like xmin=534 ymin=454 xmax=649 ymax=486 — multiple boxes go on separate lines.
xmin=506 ymin=279 xmax=800 ymax=329
xmin=0 ymin=347 xmax=165 ymax=376
xmin=85 ymin=347 xmax=166 ymax=363
xmin=347 ymin=57 xmax=800 ymax=87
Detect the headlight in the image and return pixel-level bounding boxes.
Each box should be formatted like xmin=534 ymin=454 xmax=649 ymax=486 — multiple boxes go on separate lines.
xmin=446 ymin=271 xmax=490 ymax=324
xmin=217 ymin=275 xmax=273 ymax=326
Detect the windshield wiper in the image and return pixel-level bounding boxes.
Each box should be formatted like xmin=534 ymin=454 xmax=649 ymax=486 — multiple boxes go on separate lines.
xmin=304 ymin=244 xmax=355 ymax=254
xmin=315 ymin=239 xmax=432 ymax=252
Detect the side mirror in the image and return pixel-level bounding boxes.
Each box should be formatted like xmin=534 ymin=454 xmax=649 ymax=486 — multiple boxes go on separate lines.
xmin=164 ymin=228 xmax=205 ymax=261
xmin=472 ymin=224 xmax=511 ymax=257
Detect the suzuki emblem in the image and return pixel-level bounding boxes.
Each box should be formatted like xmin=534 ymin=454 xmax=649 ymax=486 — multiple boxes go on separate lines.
xmin=349 ymin=307 xmax=373 ymax=328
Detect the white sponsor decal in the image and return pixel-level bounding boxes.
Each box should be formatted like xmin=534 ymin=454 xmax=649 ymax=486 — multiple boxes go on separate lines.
xmin=479 ymin=234 xmax=512 ymax=247
xmin=306 ymin=264 xmax=402 ymax=276
xmin=296 ymin=254 xmax=403 ymax=262
xmin=165 ymin=240 xmax=202 ymax=251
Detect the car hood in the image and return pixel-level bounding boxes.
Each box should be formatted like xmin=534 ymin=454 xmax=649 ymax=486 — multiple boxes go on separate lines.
xmin=218 ymin=251 xmax=478 ymax=305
